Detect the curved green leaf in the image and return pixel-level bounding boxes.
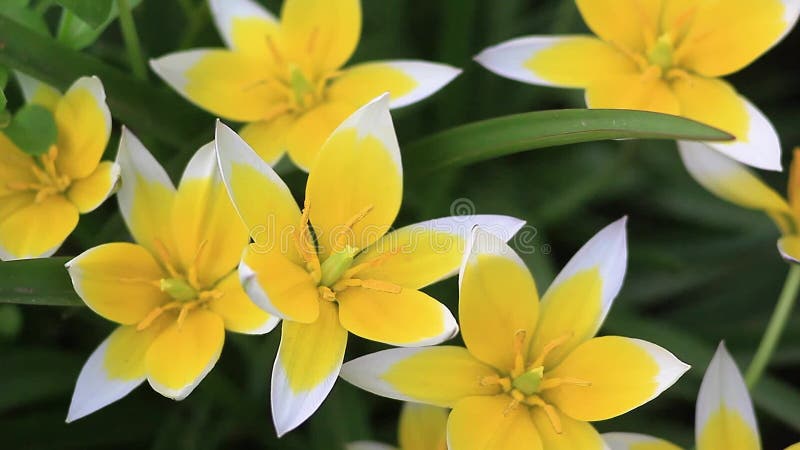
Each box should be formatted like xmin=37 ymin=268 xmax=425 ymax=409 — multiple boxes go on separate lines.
xmin=0 ymin=258 xmax=82 ymax=307
xmin=0 ymin=15 xmax=210 ymax=151
xmin=54 ymin=0 xmax=113 ymax=28
xmin=403 ymin=109 xmax=733 ymax=175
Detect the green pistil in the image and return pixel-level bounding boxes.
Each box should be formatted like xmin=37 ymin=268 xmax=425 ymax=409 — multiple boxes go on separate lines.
xmin=160 ymin=278 xmax=198 ymax=302
xmin=647 ymin=34 xmax=674 ymax=71
xmin=289 ymin=65 xmax=316 ymax=109
xmin=319 ymin=246 xmax=358 ymax=287
xmin=512 ymin=366 xmax=544 ymax=396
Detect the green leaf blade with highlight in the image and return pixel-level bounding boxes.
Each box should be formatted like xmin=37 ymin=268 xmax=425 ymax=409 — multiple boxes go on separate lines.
xmin=0 ymin=258 xmax=82 ymax=307
xmin=404 ymin=109 xmax=733 ymax=175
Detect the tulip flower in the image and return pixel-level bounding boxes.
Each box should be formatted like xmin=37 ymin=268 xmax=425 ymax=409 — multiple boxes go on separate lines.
xmin=347 ymin=403 xmax=448 ymax=450
xmin=215 ymin=94 xmax=524 ymax=435
xmin=65 ymin=129 xmax=276 ymax=422
xmin=0 ymin=74 xmax=116 ymax=259
xmin=475 ymin=0 xmax=800 ymax=171
xmin=152 ymin=0 xmax=460 ymax=171
xmin=341 ymin=219 xmax=690 ymax=449
xmin=604 ymin=342 xmax=800 ymax=450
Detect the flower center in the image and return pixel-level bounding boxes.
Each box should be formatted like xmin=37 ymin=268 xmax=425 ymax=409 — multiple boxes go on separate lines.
xmin=291 ymin=200 xmax=402 ymax=303
xmin=480 ymin=330 xmax=591 ymax=435
xmin=6 ymin=145 xmax=71 ymax=202
xmin=136 ymin=240 xmax=224 ymax=330
xmin=646 ymin=33 xmax=674 ymax=71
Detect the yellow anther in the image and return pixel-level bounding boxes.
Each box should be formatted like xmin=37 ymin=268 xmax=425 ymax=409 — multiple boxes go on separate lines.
xmin=530 ymin=332 xmax=573 ymax=370
xmin=307 ymin=27 xmax=320 ymax=54
xmin=503 ymin=396 xmax=522 ymax=417
xmin=293 ymin=199 xmax=322 ymax=279
xmin=340 ymin=249 xmax=398 ymax=280
xmin=265 ymin=35 xmax=284 ymax=63
xmin=137 ymin=301 xmax=180 ymax=331
xmin=318 ymin=285 xmax=336 ymax=301
xmin=479 ymin=374 xmax=512 ymax=391
xmin=527 ymin=395 xmax=563 ymax=434
xmin=177 ymin=302 xmax=199 ymax=329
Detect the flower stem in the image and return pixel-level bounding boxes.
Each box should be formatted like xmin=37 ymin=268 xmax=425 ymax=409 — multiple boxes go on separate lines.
xmin=745 ymin=263 xmax=800 ymax=388
xmin=116 ymin=0 xmax=147 ymax=80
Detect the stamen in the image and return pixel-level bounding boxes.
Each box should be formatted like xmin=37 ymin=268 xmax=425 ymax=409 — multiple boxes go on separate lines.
xmin=153 ymin=239 xmax=180 ymax=278
xmin=265 ymin=35 xmax=284 ymax=63
xmin=340 ymin=249 xmax=398 ymax=280
xmin=334 ymin=204 xmax=374 ymax=250
xmin=527 ymin=395 xmax=563 ymax=434
xmin=137 ymin=301 xmax=181 ymax=331
xmin=186 ymin=240 xmax=208 ymax=290
xmin=318 ymin=285 xmax=336 ymax=301
xmin=177 ymin=302 xmax=199 ymax=329
xmin=538 ymin=377 xmax=592 ymax=391
xmin=307 ymin=27 xmax=320 ymax=54
xmin=503 ymin=392 xmax=524 ymax=416
xmin=511 ymin=329 xmax=527 ymax=377
xmin=293 ymin=199 xmax=322 ymax=281
xmin=530 ymin=332 xmax=573 ymax=369
xmin=665 ymin=68 xmax=691 ymax=82
xmin=332 ymin=278 xmax=402 ymax=294
xmin=480 ymin=374 xmax=512 ymax=391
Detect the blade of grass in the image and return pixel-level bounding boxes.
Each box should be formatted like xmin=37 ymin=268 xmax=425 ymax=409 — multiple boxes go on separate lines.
xmin=0 ymin=257 xmax=82 ymax=307
xmin=403 ymin=109 xmax=733 ymax=176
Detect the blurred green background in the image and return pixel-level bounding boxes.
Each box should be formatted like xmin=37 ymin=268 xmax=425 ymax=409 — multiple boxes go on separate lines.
xmin=1 ymin=0 xmax=799 ymax=448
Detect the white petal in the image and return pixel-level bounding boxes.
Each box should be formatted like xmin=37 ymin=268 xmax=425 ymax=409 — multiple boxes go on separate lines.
xmin=542 ymin=216 xmax=628 ymax=330
xmin=346 ymin=442 xmax=397 ymax=450
xmin=381 ymin=60 xmax=461 ymax=108
xmin=66 ymin=337 xmax=143 ymax=423
xmin=474 ymin=36 xmax=579 ymax=87
xmin=603 ymin=433 xmax=678 ymax=450
xmin=340 ymin=348 xmax=431 ymax=404
xmin=334 ymin=93 xmax=400 ymax=168
xmin=695 ymin=342 xmax=760 ymax=444
xmin=700 ymin=96 xmax=782 ymax=171
xmin=208 ymin=0 xmax=276 ymax=50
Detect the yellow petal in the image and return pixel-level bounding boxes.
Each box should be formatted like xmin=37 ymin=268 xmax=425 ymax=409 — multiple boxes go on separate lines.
xmin=240 ymin=245 xmax=320 ymax=323
xmin=587 ymin=74 xmax=680 ymax=116
xmin=328 ymin=61 xmax=460 ymax=108
xmin=575 ymin=0 xmax=662 ymax=53
xmin=676 ymin=0 xmax=799 ymax=77
xmin=145 ymin=308 xmax=225 ymax=400
xmin=285 ymin=101 xmax=355 ymax=171
xmin=239 ymin=116 xmax=295 ymax=166
xmin=531 ymin=408 xmax=605 ymax=450
xmin=678 ymin=142 xmax=792 ymax=234
xmin=151 ymin=50 xmax=284 ymax=122
xmin=171 ymin=142 xmax=249 ymax=285
xmin=67 ymin=321 xmax=168 ymax=422
xmin=208 ymin=271 xmax=279 ymax=335
xmin=116 ymin=128 xmax=177 ymax=257
xmin=785 ymin=444 xmax=800 ymax=450
xmin=306 ymin=95 xmax=402 ymax=258
xmin=66 ymin=242 xmax=168 ymax=325
xmin=280 ymin=0 xmax=361 ymax=73
xmin=67 ymin=161 xmax=120 ymax=214
xmin=337 ymin=286 xmax=457 ymax=346
xmin=0 ymin=194 xmax=78 ymax=260
xmin=215 ymin=121 xmax=302 ymax=258
xmin=271 ymin=301 xmax=348 ymax=435
xmin=602 ymin=432 xmax=683 ymax=450
xmin=398 ymin=403 xmax=449 ymax=450
xmin=447 ymin=395 xmax=543 ymax=450
xmin=340 ymin=346 xmax=500 ymax=408
xmin=352 ymin=215 xmax=524 ymax=290
xmin=458 ymin=227 xmax=539 ymax=372
xmin=208 ymin=0 xmax=280 ymax=60
xmin=0 ymin=193 xmax=34 ymax=225
xmin=696 ymin=343 xmax=761 ymax=450
xmin=54 ymin=76 xmax=112 ymax=179
xmin=544 ymin=336 xmax=689 ymax=422
xmin=672 ymin=77 xmax=781 ymax=171
xmin=475 ymin=36 xmax=636 ymax=88
xmin=778 ymin=236 xmax=800 ymax=264
xmin=0 ymin=133 xmax=36 ymax=195
xmin=530 ymin=218 xmax=627 ymax=367
xmin=15 ymin=71 xmax=62 ymax=111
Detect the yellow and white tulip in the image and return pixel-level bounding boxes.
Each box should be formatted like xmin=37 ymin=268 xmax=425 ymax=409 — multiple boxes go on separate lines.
xmin=475 ymin=0 xmax=800 ymax=171
xmin=341 ymin=219 xmax=690 ymax=450
xmin=65 ymin=130 xmax=276 ymax=421
xmin=152 ymin=0 xmax=461 ymax=171
xmin=215 ymin=94 xmax=525 ymax=436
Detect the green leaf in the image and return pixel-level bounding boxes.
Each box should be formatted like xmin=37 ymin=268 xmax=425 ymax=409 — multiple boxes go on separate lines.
xmin=403 ymin=109 xmax=733 ymax=176
xmin=0 ymin=258 xmax=82 ymax=307
xmin=3 ymin=104 xmax=57 ymax=155
xmin=0 ymin=15 xmax=210 ymax=151
xmin=0 ymin=2 xmax=50 ymax=36
xmin=56 ymin=0 xmax=143 ymax=50
xmin=53 ymin=0 xmax=113 ymax=28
